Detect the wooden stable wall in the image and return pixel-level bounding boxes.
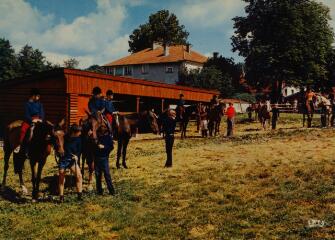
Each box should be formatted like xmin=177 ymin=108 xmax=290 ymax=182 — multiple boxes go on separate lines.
xmin=0 ymin=74 xmax=67 ymax=128
xmin=0 ymin=68 xmax=219 ymax=129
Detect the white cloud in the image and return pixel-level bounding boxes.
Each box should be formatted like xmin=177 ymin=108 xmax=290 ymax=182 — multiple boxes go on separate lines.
xmin=176 ymin=0 xmax=246 ymax=28
xmin=0 ymin=0 xmax=130 ymax=68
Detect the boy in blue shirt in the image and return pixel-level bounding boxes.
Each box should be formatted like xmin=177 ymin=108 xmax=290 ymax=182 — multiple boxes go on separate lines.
xmin=95 ymin=127 xmax=115 ymax=195
xmin=15 ymin=88 xmax=45 ymax=153
xmin=58 ymin=124 xmax=83 ymax=202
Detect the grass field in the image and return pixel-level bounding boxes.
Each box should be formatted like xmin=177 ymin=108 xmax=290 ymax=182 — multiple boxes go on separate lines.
xmin=1 ymin=113 xmax=335 ymax=239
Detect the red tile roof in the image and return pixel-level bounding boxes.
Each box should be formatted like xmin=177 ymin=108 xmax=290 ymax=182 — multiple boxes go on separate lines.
xmin=104 ymin=45 xmax=208 ymax=66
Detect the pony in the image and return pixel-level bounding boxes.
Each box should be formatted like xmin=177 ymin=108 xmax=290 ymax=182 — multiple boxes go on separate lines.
xmin=258 ymin=102 xmax=271 ymax=130
xmin=175 ymin=105 xmax=199 ymax=139
xmin=208 ymin=103 xmax=225 ymax=136
xmin=2 ymin=119 xmax=65 ymax=200
xmin=113 ymin=110 xmax=159 ymax=169
xmin=301 ymin=93 xmax=330 ymax=128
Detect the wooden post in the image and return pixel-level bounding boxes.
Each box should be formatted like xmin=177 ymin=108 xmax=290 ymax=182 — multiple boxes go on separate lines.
xmin=136 ymin=96 xmax=140 ymax=137
xmin=136 ymin=96 xmax=140 ymax=113
xmin=161 ymin=98 xmax=165 ymax=112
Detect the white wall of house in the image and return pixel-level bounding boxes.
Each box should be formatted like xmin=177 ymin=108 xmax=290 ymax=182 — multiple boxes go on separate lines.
xmin=184 ymin=62 xmax=203 ymax=72
xmin=282 ymin=86 xmax=299 ymax=97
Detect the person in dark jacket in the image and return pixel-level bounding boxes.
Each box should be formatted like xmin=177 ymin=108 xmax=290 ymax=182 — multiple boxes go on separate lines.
xmin=88 ymin=87 xmax=105 ymax=140
xmin=15 ymin=88 xmax=45 ymax=153
xmin=58 ymin=124 xmax=83 ymax=202
xmin=271 ymin=104 xmax=280 ymax=130
xmin=162 ymin=109 xmax=177 ymax=167
xmin=94 ymin=127 xmax=115 ymax=195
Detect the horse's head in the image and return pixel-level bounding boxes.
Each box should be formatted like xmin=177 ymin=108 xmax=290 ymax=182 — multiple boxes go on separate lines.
xmin=315 ymin=94 xmax=331 ymax=108
xmin=140 ymin=110 xmax=159 ymax=134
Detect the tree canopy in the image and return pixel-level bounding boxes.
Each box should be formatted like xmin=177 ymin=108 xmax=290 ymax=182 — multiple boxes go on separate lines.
xmin=63 ymin=58 xmax=79 ymax=69
xmin=0 ymin=38 xmax=18 ymax=81
xmin=232 ymin=0 xmax=334 ymax=101
xmin=128 ymin=10 xmax=189 ymax=53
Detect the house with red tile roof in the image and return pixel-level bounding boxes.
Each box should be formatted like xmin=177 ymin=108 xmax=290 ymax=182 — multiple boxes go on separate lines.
xmin=103 ymin=43 xmax=208 ymax=84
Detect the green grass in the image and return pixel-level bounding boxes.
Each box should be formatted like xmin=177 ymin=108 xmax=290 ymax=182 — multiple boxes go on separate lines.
xmin=1 ymin=113 xmax=335 ymax=239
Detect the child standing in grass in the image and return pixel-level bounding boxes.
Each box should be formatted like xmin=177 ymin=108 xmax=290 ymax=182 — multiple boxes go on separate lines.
xmin=271 ymin=104 xmax=280 ymax=130
xmin=95 ymin=127 xmax=115 ymax=195
xmin=199 ymin=105 xmax=208 ymax=137
xmin=58 ymin=124 xmax=83 ymax=203
xmin=226 ymin=103 xmax=235 ymax=137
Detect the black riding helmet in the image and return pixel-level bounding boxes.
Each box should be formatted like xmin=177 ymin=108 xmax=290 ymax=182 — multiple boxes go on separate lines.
xmin=92 ymin=86 xmax=102 ymax=95
xmin=30 ymin=88 xmax=41 ymax=96
xmin=106 ymin=89 xmax=114 ymax=96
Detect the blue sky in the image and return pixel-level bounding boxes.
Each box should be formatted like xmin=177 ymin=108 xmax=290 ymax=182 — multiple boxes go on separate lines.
xmin=1 ymin=0 xmax=334 ymax=68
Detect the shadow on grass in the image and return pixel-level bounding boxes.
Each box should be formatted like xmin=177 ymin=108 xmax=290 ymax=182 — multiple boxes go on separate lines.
xmin=0 ymin=185 xmax=27 ymax=204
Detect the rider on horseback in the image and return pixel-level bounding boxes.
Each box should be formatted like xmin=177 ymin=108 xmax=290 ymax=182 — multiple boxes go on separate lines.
xmin=88 ymin=87 xmax=105 ymax=142
xmin=104 ymin=89 xmax=117 ymax=133
xmin=176 ymin=93 xmax=185 ymax=120
xmin=14 ymin=88 xmax=45 ymax=153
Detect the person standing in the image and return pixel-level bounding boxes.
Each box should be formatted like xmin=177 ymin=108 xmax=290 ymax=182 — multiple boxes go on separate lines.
xmin=226 ymin=103 xmax=236 ymax=137
xmin=162 ymin=109 xmax=177 ymax=168
xmin=271 ymin=104 xmax=280 ymax=130
xmin=94 ymin=127 xmax=115 ymax=195
xmin=58 ymin=124 xmax=83 ymax=202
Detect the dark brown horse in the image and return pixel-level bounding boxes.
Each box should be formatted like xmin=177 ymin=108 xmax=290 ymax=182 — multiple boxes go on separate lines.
xmin=208 ymin=103 xmax=225 ymax=136
xmin=113 ymin=110 xmax=159 ymax=169
xmin=175 ymin=105 xmax=199 ymax=139
xmin=2 ymin=120 xmax=65 ymax=199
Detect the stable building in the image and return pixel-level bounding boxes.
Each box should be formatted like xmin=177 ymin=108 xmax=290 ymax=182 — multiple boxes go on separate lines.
xmin=0 ymin=68 xmax=218 ymax=129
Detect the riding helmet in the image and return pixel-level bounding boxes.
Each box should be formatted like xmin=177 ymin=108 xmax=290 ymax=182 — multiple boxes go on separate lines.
xmin=92 ymin=86 xmax=102 ymax=95
xmin=69 ymin=123 xmax=82 ymax=134
xmin=106 ymin=89 xmax=114 ymax=96
xmin=30 ymin=88 xmax=41 ymax=96
xmin=179 ymin=93 xmax=184 ymax=98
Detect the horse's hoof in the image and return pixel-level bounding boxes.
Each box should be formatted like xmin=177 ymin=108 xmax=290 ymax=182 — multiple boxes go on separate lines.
xmin=116 ymin=164 xmax=121 ymax=169
xmin=122 ymin=163 xmax=128 ymax=169
xmin=21 ymin=185 xmax=28 ymax=195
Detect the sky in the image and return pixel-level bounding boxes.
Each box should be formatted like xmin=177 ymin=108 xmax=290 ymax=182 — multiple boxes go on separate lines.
xmin=1 ymin=0 xmax=335 ymax=68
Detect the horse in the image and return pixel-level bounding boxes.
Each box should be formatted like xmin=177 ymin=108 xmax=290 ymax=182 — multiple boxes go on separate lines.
xmin=113 ymin=110 xmax=159 ymax=169
xmin=79 ymin=111 xmax=110 ymax=189
xmin=258 ymin=103 xmax=271 ymax=130
xmin=208 ymin=103 xmax=225 ymax=136
xmin=2 ymin=120 xmax=65 ymax=199
xmin=301 ymin=93 xmax=330 ymax=128
xmin=176 ymin=105 xmax=199 ymax=139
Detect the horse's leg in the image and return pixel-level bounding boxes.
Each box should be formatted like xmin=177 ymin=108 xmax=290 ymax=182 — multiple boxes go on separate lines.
xmin=1 ymin=148 xmax=11 ymax=188
xmin=30 ymin=160 xmax=38 ymax=199
xmin=34 ymin=159 xmax=46 ymax=199
xmin=122 ymin=137 xmax=130 ymax=169
xmin=116 ymin=138 xmax=122 ymax=169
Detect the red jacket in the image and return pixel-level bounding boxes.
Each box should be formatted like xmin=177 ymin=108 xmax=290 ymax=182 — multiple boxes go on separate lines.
xmin=226 ymin=106 xmax=235 ymax=119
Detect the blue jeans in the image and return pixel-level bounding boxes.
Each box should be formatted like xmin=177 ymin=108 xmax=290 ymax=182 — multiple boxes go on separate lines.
xmin=94 ymin=157 xmax=115 ymax=194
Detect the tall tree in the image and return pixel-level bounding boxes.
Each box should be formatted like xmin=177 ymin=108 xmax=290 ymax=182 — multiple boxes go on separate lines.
xmin=232 ymin=0 xmax=334 ymax=101
xmin=63 ymin=58 xmax=79 ymax=69
xmin=128 ymin=10 xmax=189 ymax=53
xmin=17 ymin=45 xmax=51 ymax=76
xmin=0 ymin=38 xmax=18 ymax=81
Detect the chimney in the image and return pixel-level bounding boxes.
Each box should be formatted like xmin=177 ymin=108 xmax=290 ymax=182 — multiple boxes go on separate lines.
xmin=213 ymin=52 xmax=219 ymax=59
xmin=163 ymin=43 xmax=169 ymax=56
xmin=186 ymin=44 xmax=191 ymax=53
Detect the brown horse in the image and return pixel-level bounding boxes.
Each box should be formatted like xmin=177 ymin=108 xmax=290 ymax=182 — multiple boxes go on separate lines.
xmin=208 ymin=103 xmax=225 ymax=136
xmin=2 ymin=120 xmax=65 ymax=199
xmin=113 ymin=110 xmax=159 ymax=169
xmin=258 ymin=103 xmax=271 ymax=130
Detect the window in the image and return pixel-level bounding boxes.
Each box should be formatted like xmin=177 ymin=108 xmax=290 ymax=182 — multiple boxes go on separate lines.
xmin=115 ymin=67 xmax=123 ymax=76
xmin=124 ymin=66 xmax=132 ymax=76
xmin=141 ymin=64 xmax=149 ymax=74
xmin=166 ymin=66 xmax=173 ymax=73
